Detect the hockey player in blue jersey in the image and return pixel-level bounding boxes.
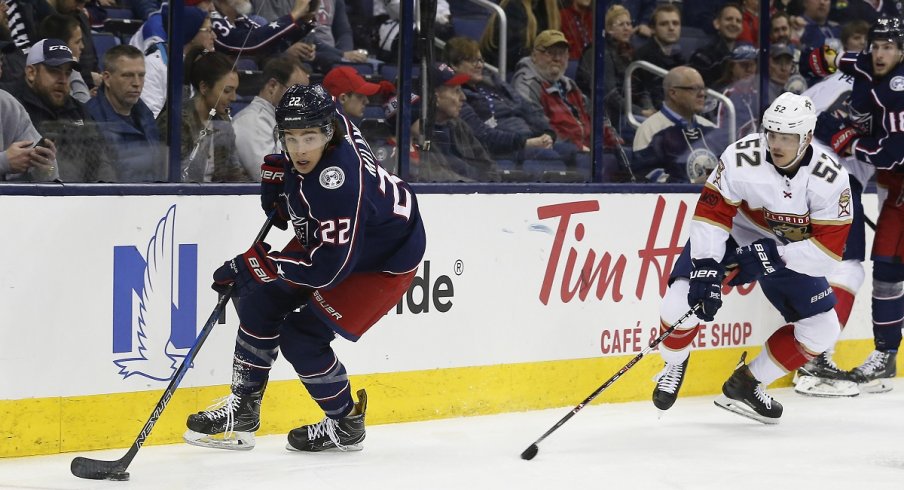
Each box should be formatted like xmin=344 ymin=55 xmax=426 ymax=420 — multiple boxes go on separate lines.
xmin=807 ymin=17 xmax=904 ymax=392
xmin=183 ymin=84 xmax=426 ymax=452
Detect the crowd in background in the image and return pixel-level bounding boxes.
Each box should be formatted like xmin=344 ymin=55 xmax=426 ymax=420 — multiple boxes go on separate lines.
xmin=0 ymin=0 xmax=894 ymax=184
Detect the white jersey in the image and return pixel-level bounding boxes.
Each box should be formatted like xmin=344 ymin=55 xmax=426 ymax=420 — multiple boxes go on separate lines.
xmin=690 ymin=133 xmax=853 ymax=278
xmin=803 ymin=72 xmax=875 ymax=187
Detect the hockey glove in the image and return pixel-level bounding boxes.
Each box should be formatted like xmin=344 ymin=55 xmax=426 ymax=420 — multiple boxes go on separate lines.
xmin=261 ymin=154 xmax=290 ymax=230
xmin=728 ymin=239 xmax=785 ymax=286
xmin=815 ymin=112 xmax=860 ymax=155
xmin=688 ymin=258 xmax=725 ymax=322
xmin=803 ymin=44 xmax=837 ymax=79
xmin=212 ymin=243 xmax=279 ymax=297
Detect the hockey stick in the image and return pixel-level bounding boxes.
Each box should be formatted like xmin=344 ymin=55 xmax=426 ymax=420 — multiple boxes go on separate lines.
xmin=520 ymin=303 xmax=701 ymax=461
xmin=71 ymin=212 xmax=276 ymax=481
xmin=864 ymin=214 xmax=876 ymax=231
xmin=603 ymin=116 xmax=636 ymax=183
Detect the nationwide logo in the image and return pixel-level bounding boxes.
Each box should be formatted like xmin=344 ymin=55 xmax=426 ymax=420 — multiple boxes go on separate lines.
xmin=111 ymin=205 xmax=198 ymax=381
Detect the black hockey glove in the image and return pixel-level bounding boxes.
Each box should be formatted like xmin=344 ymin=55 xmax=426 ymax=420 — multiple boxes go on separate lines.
xmin=688 ymin=258 xmax=725 ymax=322
xmin=728 ymin=239 xmax=785 ymax=286
xmin=212 ymin=243 xmax=279 ymax=297
xmin=261 ymin=154 xmax=290 ymax=230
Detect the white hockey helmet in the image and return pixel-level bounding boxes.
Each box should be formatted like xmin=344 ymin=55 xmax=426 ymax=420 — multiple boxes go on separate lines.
xmin=761 ymin=92 xmax=817 ymax=162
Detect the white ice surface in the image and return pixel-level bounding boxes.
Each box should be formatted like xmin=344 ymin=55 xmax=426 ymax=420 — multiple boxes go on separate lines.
xmin=2 ymin=380 xmax=903 ymax=490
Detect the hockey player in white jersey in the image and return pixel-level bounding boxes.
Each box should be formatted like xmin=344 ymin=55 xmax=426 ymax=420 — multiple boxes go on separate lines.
xmin=790 ymin=72 xmax=876 ymax=397
xmin=651 ymin=92 xmax=853 ymax=424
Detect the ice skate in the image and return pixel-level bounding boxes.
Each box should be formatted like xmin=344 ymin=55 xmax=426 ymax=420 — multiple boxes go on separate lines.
xmin=183 ymin=389 xmax=263 ymax=450
xmin=792 ymin=352 xmax=859 ymax=397
xmin=652 ymin=357 xmax=689 ymax=411
xmin=714 ymin=352 xmax=783 ymax=424
xmin=851 ymin=350 xmax=896 ymax=394
xmin=287 ymin=389 xmax=367 ymax=452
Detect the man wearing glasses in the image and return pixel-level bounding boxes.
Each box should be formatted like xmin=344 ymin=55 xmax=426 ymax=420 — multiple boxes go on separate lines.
xmin=511 ymin=30 xmax=591 ymax=152
xmin=633 ymin=66 xmax=720 ymax=183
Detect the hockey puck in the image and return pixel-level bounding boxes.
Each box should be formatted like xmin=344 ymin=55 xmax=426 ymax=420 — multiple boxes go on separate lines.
xmin=520 ymin=444 xmax=539 ymax=460
xmin=107 ymin=472 xmax=130 ymax=481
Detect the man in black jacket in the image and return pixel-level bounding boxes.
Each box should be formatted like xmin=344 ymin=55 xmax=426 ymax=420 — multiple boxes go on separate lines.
xmin=13 ymin=38 xmax=114 ymax=181
xmin=688 ymin=3 xmax=743 ymax=86
xmin=635 ymin=3 xmax=685 ymax=109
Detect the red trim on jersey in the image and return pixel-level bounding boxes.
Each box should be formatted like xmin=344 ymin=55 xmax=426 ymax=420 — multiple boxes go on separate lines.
xmin=833 ymin=287 xmax=855 ymax=328
xmin=693 ymin=185 xmax=737 ymax=229
xmin=811 ymin=222 xmax=849 ymax=259
xmin=765 ymin=324 xmax=814 ymax=371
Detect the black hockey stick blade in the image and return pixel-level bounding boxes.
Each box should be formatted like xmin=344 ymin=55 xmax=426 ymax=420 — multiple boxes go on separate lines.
xmin=70 ymin=456 xmax=130 ymax=481
xmin=520 ymin=444 xmax=539 ymax=460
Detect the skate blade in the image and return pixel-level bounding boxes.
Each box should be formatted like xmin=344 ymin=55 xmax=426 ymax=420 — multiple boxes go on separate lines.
xmin=183 ymin=430 xmax=255 ymax=451
xmin=713 ymin=395 xmax=780 ymax=425
xmin=285 ymin=442 xmax=363 ymax=453
xmin=859 ymin=378 xmax=894 ymax=394
xmin=793 ymin=376 xmax=859 ymax=397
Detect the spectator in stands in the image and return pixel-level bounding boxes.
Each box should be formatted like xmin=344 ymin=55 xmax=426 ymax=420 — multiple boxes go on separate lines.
xmin=711 ymin=42 xmax=758 ymax=93
xmin=512 ymin=30 xmax=592 ymax=151
xmin=130 ymin=0 xmax=213 ymax=53
xmin=38 ymin=13 xmax=93 ymax=103
xmin=233 ymin=55 xmax=309 ymax=180
xmin=373 ymin=0 xmax=452 ymax=63
xmin=839 ymin=19 xmax=869 ymax=53
xmin=689 ymin=3 xmax=743 ymax=86
xmin=14 ymin=38 xmax=115 ymax=181
xmin=322 ymin=64 xmax=382 ymax=120
xmin=0 ymin=87 xmax=58 ymax=181
xmin=635 ymin=3 xmax=685 ymax=109
xmin=560 ymin=0 xmax=591 ymax=61
xmin=632 ymin=66 xmax=720 ymax=183
xmin=157 ymin=48 xmax=248 ymax=182
xmin=142 ymin=6 xmax=211 ymax=118
xmin=770 ymin=11 xmax=797 ymax=46
xmin=601 ymin=6 xmax=654 ymax=130
xmin=212 ymin=0 xmax=316 ymax=63
xmin=122 ymin=0 xmax=161 ymax=21
xmin=480 ymin=0 xmax=560 ymax=75
xmin=2 ymin=0 xmax=53 ymax=60
xmin=46 ymin=0 xmax=100 ymax=90
xmin=86 ymin=44 xmax=165 ymax=182
xmin=0 ymin=1 xmax=28 ymax=92
xmin=619 ymin=0 xmax=655 ymax=38
xmin=738 ymin=0 xmax=760 ymax=46
xmin=427 ymin=63 xmax=499 ymax=182
xmin=830 ymin=0 xmax=900 ymax=25
xmin=444 ymin=36 xmax=579 ymax=167
xmin=798 ymin=0 xmax=840 ymax=52
xmin=710 ymin=43 xmax=760 ymax=138
xmin=305 ymin=0 xmax=373 ymax=73
xmin=767 ymin=43 xmax=798 ymax=104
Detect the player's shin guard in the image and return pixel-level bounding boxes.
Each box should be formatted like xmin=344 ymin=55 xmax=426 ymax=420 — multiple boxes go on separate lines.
xmin=294 ymin=353 xmax=353 ymax=419
xmin=871 ymin=280 xmax=904 ymax=352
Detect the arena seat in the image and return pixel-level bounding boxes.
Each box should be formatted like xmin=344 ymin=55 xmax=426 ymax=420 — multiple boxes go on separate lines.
xmin=92 ymin=32 xmax=121 ymax=70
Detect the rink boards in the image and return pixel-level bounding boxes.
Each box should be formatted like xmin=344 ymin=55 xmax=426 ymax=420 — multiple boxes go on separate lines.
xmin=0 ymin=193 xmax=880 ymax=457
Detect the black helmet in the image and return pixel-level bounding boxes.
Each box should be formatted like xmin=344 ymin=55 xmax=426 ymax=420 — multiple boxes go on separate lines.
xmin=275 ymin=83 xmax=337 ymax=136
xmin=868 ymin=17 xmax=904 ymax=50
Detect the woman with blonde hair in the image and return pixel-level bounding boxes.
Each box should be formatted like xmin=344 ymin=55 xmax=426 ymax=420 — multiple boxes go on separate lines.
xmin=480 ymin=0 xmax=560 ymax=74
xmin=603 ymin=4 xmax=653 ymax=130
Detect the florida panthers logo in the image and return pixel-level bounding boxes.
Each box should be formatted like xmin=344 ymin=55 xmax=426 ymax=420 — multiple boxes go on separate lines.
xmin=764 ymin=210 xmax=811 ymax=243
xmin=319 ymin=166 xmax=345 ymax=189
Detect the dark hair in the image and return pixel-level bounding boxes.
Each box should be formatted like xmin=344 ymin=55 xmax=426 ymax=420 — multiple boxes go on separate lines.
xmin=651 ymin=4 xmax=681 ymax=26
xmin=262 ymin=55 xmax=299 ymax=87
xmin=717 ymin=2 xmax=743 ymax=19
xmin=184 ymin=46 xmax=236 ymax=91
xmin=103 ymin=44 xmax=143 ymax=73
xmin=38 ymin=13 xmax=80 ymax=42
xmin=841 ymin=19 xmax=871 ymax=48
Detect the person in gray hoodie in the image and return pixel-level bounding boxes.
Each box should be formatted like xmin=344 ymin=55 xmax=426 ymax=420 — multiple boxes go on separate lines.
xmin=0 ymin=88 xmax=57 ymax=181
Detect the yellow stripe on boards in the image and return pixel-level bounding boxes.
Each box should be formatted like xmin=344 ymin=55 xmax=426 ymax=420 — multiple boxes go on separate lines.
xmin=0 ymin=340 xmax=883 ymax=458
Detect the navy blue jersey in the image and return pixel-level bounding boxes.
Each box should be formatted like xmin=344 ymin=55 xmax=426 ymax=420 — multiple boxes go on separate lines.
xmin=270 ymin=114 xmax=426 ymax=289
xmin=837 ymin=51 xmax=904 ymax=170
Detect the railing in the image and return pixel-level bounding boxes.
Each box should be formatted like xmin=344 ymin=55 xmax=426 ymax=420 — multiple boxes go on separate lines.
xmin=469 ymin=0 xmax=507 ymax=80
xmin=623 ymin=60 xmax=736 ymax=141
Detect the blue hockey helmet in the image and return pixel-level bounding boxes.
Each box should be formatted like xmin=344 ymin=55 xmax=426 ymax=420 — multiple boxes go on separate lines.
xmin=275 ymin=83 xmax=337 ymax=140
xmin=868 ymin=17 xmax=904 ymax=50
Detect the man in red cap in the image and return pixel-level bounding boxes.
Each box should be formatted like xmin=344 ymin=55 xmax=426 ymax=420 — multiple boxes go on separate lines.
xmin=322 ymin=65 xmax=381 ymax=119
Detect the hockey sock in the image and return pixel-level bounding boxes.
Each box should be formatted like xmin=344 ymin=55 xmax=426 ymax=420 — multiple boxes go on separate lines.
xmin=832 ymin=287 xmax=856 ymax=328
xmin=294 ymin=352 xmax=353 ymax=419
xmin=659 ymin=320 xmax=700 ymax=365
xmin=749 ymin=324 xmax=816 ymax=385
xmin=872 ymin=280 xmax=904 ymax=351
xmin=231 ymin=324 xmax=279 ymax=395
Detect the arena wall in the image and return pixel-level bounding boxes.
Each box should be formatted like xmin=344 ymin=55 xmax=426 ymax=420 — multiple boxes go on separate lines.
xmin=0 ymin=193 xmax=880 ymax=457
